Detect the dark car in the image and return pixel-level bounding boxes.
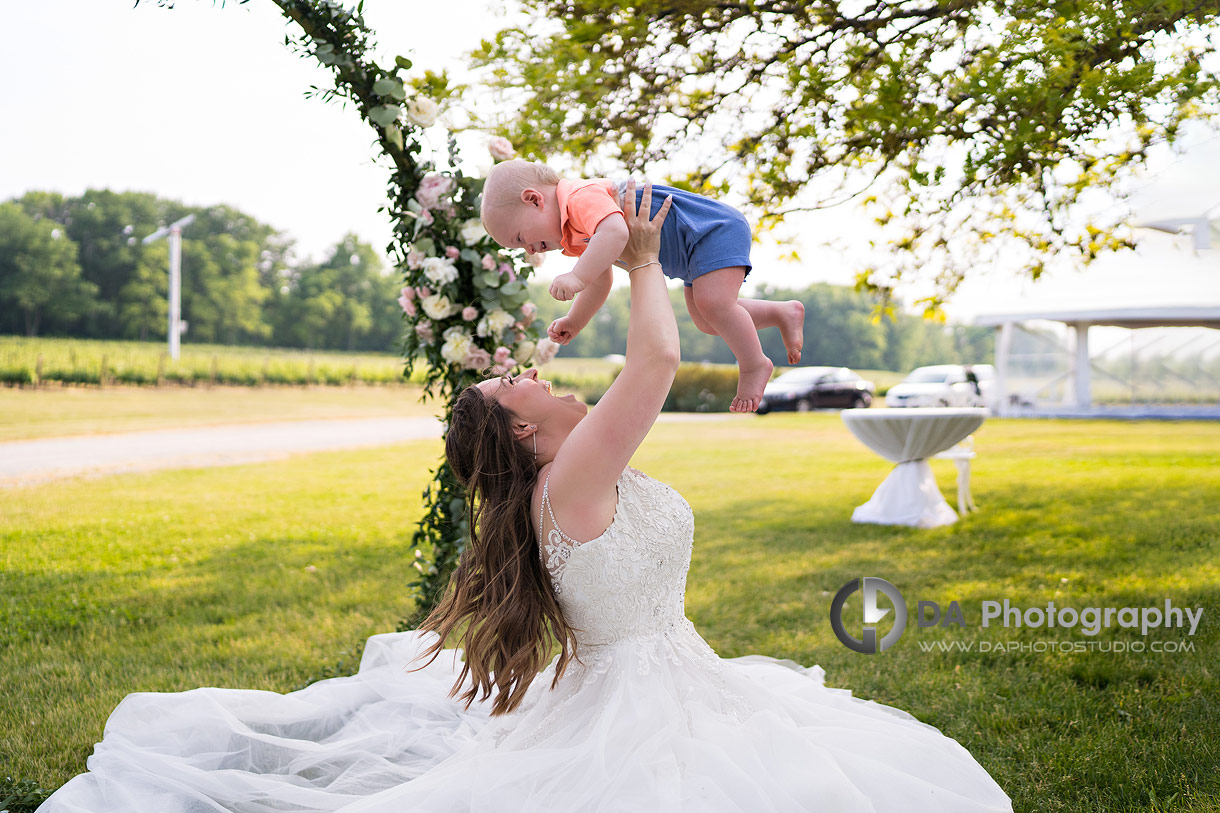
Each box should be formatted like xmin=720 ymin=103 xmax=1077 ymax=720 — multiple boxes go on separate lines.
xmin=756 ymin=366 xmax=875 ymax=414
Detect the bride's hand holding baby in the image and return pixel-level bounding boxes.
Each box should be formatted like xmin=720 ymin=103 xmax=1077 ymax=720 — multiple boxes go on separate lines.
xmin=618 ymin=180 xmax=671 ymax=269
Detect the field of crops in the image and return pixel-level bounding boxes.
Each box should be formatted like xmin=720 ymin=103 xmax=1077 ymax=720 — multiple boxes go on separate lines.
xmin=0 ymin=337 xmax=418 ymax=387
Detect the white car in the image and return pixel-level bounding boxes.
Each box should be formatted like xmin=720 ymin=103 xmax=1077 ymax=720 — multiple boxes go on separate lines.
xmin=884 ymin=364 xmax=995 ymax=408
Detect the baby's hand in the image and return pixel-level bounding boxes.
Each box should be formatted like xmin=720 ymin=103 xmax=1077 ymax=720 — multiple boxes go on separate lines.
xmin=548 ymin=316 xmax=581 ymax=345
xmin=549 ymin=272 xmax=586 ymax=302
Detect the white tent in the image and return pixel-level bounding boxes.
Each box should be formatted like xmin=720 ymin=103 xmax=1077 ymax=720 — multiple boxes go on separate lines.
xmin=974 ymin=306 xmax=1220 ymax=418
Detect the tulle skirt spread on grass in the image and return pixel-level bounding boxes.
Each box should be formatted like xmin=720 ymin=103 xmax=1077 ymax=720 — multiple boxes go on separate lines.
xmin=43 ymin=624 xmax=1012 ymax=812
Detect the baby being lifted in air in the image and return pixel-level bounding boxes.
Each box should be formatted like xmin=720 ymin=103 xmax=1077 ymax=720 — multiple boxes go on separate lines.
xmin=479 ymin=160 xmax=806 ymax=413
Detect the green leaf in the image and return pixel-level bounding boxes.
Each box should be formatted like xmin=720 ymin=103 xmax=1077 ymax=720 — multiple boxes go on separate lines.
xmin=460 ymin=248 xmax=481 ymax=264
xmin=369 ymin=104 xmax=402 ymax=127
xmin=373 ymin=77 xmax=402 ymax=96
xmin=500 ymin=281 xmax=525 ymax=297
xmin=396 ymin=55 xmax=413 ymax=70
xmin=501 ymin=289 xmax=529 ymax=309
xmin=479 ymin=271 xmax=502 ymax=288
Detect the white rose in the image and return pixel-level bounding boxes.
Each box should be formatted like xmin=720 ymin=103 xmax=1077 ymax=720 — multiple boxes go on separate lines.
xmin=477 ymin=308 xmax=515 ymax=338
xmin=421 ymin=293 xmax=459 ymax=320
xmin=533 ymin=337 xmax=560 ymax=365
xmin=406 ymin=96 xmax=440 ymax=128
xmin=422 ymin=256 xmax=458 ymax=286
xmin=440 ymin=331 xmax=474 ymax=365
xmin=460 ymin=219 xmax=486 ymax=246
xmin=515 ymin=340 xmax=537 ymax=365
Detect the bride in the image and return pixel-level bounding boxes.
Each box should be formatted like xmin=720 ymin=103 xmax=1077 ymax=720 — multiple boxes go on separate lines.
xmin=42 ymin=182 xmax=1013 ymax=812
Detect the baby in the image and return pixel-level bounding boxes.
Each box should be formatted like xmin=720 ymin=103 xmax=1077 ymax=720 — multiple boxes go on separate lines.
xmin=479 ymin=159 xmax=805 ymax=413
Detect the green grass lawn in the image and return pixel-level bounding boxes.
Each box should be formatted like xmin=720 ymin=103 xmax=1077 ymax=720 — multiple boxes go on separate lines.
xmin=2 ymin=415 xmax=1217 ymax=811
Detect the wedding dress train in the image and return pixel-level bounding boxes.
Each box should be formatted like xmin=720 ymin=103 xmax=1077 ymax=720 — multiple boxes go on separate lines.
xmin=43 ymin=467 xmax=1013 ymax=811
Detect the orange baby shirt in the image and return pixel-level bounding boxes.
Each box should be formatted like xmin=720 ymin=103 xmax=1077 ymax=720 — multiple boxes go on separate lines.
xmin=556 ymin=179 xmax=625 ymax=257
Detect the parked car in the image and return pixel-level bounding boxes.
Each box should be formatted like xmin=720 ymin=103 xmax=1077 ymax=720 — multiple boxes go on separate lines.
xmin=757 ymin=366 xmax=875 ymax=414
xmin=884 ymin=364 xmax=995 ymax=408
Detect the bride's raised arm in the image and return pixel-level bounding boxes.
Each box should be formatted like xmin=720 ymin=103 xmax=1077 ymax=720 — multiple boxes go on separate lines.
xmin=542 ymin=182 xmax=678 ymax=534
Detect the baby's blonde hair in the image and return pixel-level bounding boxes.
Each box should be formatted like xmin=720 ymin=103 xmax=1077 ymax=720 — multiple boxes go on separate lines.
xmin=480 ymin=160 xmax=561 ymax=230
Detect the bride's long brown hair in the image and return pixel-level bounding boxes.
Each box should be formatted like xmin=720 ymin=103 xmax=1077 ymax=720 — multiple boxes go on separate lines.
xmin=404 ymin=383 xmax=581 ymax=716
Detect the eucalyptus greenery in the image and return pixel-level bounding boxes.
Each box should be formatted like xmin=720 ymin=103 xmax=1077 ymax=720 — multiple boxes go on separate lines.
xmin=474 ymin=0 xmax=1220 ymax=315
xmin=132 ymin=0 xmax=548 ymax=627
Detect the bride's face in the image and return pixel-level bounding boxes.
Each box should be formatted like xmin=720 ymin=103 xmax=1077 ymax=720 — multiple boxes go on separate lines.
xmin=475 ymin=368 xmax=587 ymax=428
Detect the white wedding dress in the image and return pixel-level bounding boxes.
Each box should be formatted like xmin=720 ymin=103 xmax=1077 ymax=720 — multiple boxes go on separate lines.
xmin=43 ymin=467 xmax=1013 ymax=812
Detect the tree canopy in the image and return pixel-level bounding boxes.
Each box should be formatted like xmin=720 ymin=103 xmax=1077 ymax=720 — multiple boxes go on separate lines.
xmin=475 ymin=0 xmax=1220 ymax=311
xmin=0 ymin=189 xmax=402 ymax=350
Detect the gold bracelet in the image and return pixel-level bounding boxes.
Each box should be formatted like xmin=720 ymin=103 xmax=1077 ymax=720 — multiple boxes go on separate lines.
xmin=627 ymin=260 xmax=661 ymax=273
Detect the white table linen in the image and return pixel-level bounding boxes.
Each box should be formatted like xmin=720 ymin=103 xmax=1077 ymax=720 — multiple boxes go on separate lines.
xmin=841 ymin=408 xmax=987 ymax=527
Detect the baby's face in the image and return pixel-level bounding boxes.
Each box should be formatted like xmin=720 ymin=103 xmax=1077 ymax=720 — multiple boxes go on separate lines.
xmin=483 ymin=197 xmax=563 ymax=255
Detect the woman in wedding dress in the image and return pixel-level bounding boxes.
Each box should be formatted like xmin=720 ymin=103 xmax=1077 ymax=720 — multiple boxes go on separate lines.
xmin=42 ymin=182 xmax=1013 ymax=812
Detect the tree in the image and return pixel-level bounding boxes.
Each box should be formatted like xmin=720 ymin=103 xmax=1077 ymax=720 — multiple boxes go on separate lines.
xmin=116 ymin=243 xmax=170 ymax=341
xmin=45 ymin=189 xmax=166 ymax=337
xmin=273 ymin=233 xmax=402 ymax=351
xmin=0 ymin=203 xmax=96 ymax=336
xmin=474 ymin=0 xmax=1220 ymax=312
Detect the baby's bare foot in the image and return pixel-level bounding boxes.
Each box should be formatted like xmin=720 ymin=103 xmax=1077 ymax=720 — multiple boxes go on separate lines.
xmin=779 ymin=300 xmax=805 ymax=365
xmin=730 ymin=358 xmax=774 ymax=413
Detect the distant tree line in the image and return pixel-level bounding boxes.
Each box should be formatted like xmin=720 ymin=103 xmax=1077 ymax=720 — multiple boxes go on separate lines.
xmin=530 ymin=283 xmax=994 ymax=371
xmin=0 ymin=189 xmax=403 ymax=351
xmin=0 ymin=188 xmax=993 ymax=368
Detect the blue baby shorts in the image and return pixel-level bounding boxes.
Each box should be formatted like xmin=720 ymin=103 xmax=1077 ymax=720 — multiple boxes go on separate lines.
xmin=615 ymin=181 xmax=753 ymax=287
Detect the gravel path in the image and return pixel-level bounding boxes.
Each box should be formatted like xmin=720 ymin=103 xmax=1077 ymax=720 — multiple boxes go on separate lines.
xmin=0 ymin=412 xmax=741 ymax=487
xmin=0 ymin=417 xmax=443 ymax=487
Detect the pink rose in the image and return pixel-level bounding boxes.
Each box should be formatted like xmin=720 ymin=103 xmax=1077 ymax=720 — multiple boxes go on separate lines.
xmin=499 ymin=263 xmax=517 ymax=283
xmin=446 ymin=246 xmax=460 ymax=259
xmin=400 ymin=286 xmax=416 ymax=300
xmin=415 ymin=320 xmax=434 ymax=343
xmin=493 ymin=346 xmax=512 ymax=365
xmin=418 ymin=209 xmax=434 ymax=226
xmin=481 ymin=254 xmax=496 ymax=270
xmin=463 ymin=347 xmax=492 ymax=370
xmin=520 ymin=302 xmax=537 ymax=326
xmin=461 ymin=306 xmax=479 ymax=321
xmin=407 ymin=251 xmax=426 ymax=270
xmin=489 ymin=363 xmax=508 ymax=377
xmin=397 ymin=293 xmax=417 ymax=317
xmin=417 ymin=286 xmax=432 ymax=298
xmin=488 ymin=136 xmax=516 ymax=162
xmin=416 ymin=173 xmax=454 ymax=210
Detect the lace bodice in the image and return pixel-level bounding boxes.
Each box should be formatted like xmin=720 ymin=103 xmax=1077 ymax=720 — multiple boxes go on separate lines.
xmin=538 ymin=467 xmax=695 ymax=648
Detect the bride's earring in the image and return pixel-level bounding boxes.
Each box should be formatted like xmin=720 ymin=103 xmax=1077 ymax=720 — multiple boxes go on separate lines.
xmin=531 ymin=428 xmax=538 ymax=462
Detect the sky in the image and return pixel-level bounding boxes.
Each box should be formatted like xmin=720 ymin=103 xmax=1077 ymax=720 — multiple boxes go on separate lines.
xmin=3 ymin=0 xmax=1219 ymax=325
